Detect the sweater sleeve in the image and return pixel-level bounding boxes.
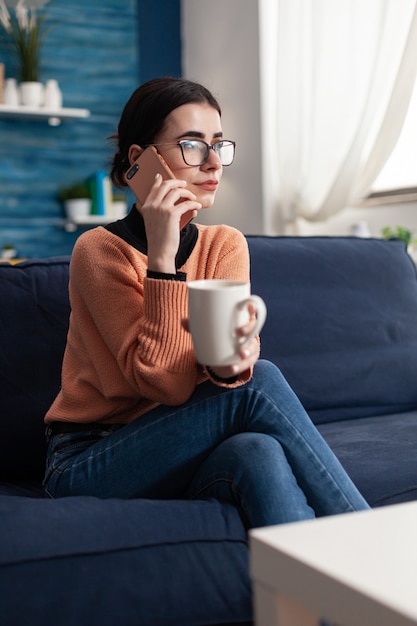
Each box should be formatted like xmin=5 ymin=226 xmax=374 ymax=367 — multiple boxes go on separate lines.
xmin=69 ymin=231 xmax=199 ymax=407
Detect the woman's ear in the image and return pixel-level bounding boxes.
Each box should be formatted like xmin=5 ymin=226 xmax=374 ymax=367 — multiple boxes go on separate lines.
xmin=128 ymin=144 xmax=143 ymax=165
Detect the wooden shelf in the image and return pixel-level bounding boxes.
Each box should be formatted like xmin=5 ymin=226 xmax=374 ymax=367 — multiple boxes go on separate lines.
xmin=0 ymin=104 xmax=90 ymax=125
xmin=0 ymin=258 xmax=26 ymax=264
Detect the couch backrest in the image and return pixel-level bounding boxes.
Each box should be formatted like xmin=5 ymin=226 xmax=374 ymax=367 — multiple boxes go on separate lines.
xmin=0 ymin=257 xmax=71 ymax=480
xmin=2 ymin=238 xmax=417 ymax=480
xmin=248 ymin=236 xmax=417 ymax=424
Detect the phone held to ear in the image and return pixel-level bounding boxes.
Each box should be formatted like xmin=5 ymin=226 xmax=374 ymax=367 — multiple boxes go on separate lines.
xmin=125 ymin=146 xmax=175 ymax=205
xmin=124 ymin=146 xmax=195 ymax=229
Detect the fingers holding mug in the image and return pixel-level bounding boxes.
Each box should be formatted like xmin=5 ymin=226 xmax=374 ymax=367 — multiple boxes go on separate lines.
xmin=235 ymin=296 xmax=267 ymax=346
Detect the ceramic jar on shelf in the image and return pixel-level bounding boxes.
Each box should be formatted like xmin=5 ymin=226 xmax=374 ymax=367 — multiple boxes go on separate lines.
xmin=43 ymin=79 xmax=63 ymax=109
xmin=20 ymin=81 xmax=44 ymax=107
xmin=3 ymin=78 xmax=20 ymax=106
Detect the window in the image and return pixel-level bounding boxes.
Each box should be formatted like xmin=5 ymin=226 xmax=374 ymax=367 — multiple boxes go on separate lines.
xmin=369 ymin=76 xmax=417 ymax=199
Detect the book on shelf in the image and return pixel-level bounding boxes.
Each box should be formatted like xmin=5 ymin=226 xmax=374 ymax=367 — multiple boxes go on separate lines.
xmin=90 ymin=170 xmax=113 ymax=216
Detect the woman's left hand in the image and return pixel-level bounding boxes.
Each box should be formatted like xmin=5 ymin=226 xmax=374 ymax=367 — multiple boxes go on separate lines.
xmin=210 ymin=323 xmax=260 ymax=379
xmin=182 ymin=315 xmax=260 ymax=379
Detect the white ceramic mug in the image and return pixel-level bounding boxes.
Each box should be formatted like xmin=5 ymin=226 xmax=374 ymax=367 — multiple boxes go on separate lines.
xmin=188 ymin=279 xmax=267 ymax=366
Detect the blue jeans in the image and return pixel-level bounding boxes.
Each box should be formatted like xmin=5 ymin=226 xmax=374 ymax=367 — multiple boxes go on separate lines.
xmin=43 ymin=360 xmax=369 ymax=528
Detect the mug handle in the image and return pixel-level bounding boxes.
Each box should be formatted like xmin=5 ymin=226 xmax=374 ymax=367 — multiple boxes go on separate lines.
xmin=235 ymin=295 xmax=267 ymax=346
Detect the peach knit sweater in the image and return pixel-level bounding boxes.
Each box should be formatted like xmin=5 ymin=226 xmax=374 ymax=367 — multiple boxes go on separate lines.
xmin=45 ymin=223 xmax=255 ymax=425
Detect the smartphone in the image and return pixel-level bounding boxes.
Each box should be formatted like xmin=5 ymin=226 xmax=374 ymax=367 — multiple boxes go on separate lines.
xmin=125 ymin=146 xmax=176 ymax=206
xmin=124 ymin=146 xmax=195 ymax=228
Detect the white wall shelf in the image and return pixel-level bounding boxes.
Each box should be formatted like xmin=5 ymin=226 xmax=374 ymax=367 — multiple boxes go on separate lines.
xmin=63 ymin=214 xmax=128 ymax=232
xmin=0 ymin=104 xmax=90 ymax=126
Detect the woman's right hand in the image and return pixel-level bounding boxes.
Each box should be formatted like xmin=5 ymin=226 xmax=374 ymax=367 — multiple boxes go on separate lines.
xmin=140 ymin=174 xmax=202 ymax=274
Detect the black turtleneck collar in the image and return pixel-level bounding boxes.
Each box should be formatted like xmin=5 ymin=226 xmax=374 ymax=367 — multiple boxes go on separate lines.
xmin=105 ymin=205 xmax=199 ymax=270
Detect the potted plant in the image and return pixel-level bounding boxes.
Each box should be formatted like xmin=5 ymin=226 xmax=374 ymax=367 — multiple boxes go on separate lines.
xmin=58 ymin=182 xmax=92 ymax=221
xmin=381 ymin=225 xmax=417 ymax=264
xmin=0 ymin=0 xmax=50 ymax=106
xmin=381 ymin=225 xmax=415 ymax=246
xmin=1 ymin=242 xmax=17 ymax=260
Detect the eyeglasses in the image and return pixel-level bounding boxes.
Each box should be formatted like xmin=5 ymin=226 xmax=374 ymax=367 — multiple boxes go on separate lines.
xmin=149 ymin=139 xmax=236 ymax=167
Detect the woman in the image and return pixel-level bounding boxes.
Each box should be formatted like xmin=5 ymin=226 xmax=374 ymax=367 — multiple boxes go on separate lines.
xmin=43 ymin=77 xmax=369 ymax=527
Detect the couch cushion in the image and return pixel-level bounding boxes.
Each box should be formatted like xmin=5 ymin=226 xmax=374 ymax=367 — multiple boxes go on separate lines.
xmin=318 ymin=410 xmax=417 ymax=507
xmin=248 ymin=236 xmax=417 ymax=424
xmin=0 ymin=257 xmax=71 ymax=480
xmin=0 ymin=495 xmax=251 ymax=626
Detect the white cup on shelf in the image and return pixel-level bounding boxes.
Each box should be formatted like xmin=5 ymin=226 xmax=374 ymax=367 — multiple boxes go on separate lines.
xmin=4 ymin=78 xmax=20 ymax=106
xmin=43 ymin=80 xmax=63 ymax=109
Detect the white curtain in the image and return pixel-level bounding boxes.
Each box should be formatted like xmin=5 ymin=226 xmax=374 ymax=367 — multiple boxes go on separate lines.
xmin=259 ymin=0 xmax=417 ymax=234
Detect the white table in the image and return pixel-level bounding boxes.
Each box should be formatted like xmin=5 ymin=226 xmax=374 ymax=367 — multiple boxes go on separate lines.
xmin=250 ymin=501 xmax=417 ymax=626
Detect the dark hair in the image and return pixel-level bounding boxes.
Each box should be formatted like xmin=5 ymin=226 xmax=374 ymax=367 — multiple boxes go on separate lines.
xmin=110 ymin=77 xmax=222 ymax=188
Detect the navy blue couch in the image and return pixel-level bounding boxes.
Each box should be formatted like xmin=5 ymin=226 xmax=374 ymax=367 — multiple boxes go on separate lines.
xmin=1 ymin=236 xmax=417 ymax=625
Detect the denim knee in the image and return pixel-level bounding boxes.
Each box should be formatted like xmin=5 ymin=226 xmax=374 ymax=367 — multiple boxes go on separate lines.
xmin=248 ymin=359 xmax=297 ymax=403
xmin=215 ymin=431 xmax=279 ymax=467
xmin=184 ymin=432 xmax=314 ymax=527
xmin=252 ymin=359 xmax=286 ymax=386
xmin=188 ymin=432 xmax=284 ymax=489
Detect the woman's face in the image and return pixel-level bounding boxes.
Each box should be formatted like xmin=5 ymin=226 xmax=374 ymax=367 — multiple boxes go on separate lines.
xmin=153 ymin=102 xmax=224 ymax=209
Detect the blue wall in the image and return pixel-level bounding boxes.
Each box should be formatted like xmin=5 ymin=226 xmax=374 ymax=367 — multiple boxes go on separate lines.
xmin=0 ymin=0 xmax=181 ymax=258
xmin=138 ymin=1 xmax=181 ymax=83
